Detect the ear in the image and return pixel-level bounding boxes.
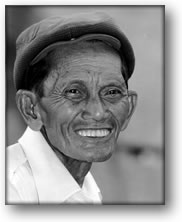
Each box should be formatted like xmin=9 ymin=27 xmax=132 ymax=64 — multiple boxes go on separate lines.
xmin=16 ymin=90 xmax=43 ymax=131
xmin=121 ymin=90 xmax=138 ymax=131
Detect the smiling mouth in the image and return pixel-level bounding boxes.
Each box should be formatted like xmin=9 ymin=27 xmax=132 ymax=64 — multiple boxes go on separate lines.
xmin=76 ymin=128 xmax=112 ymax=138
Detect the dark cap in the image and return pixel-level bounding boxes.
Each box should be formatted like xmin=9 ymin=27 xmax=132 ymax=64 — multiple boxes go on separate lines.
xmin=14 ymin=12 xmax=135 ymax=90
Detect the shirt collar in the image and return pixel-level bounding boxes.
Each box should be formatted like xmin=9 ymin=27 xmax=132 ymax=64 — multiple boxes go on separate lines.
xmin=18 ymin=127 xmax=101 ymax=203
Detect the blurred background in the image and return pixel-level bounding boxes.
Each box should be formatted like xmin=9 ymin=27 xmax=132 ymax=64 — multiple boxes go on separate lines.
xmin=6 ymin=6 xmax=164 ymax=204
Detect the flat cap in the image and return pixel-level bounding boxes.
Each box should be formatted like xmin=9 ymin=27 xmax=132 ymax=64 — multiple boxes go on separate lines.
xmin=14 ymin=12 xmax=135 ymax=90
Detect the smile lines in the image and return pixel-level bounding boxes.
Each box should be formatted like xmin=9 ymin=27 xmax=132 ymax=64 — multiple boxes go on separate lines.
xmin=76 ymin=129 xmax=111 ymax=137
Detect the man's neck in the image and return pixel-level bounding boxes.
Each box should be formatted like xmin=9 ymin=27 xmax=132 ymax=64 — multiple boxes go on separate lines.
xmin=41 ymin=127 xmax=92 ymax=187
xmin=54 ymin=149 xmax=92 ymax=187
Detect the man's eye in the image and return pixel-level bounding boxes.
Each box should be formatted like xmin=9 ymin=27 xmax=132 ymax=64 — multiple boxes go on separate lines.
xmin=101 ymin=88 xmax=125 ymax=102
xmin=67 ymin=89 xmax=80 ymax=94
xmin=105 ymin=89 xmax=121 ymax=97
xmin=106 ymin=89 xmax=121 ymax=96
xmin=64 ymin=88 xmax=84 ymax=100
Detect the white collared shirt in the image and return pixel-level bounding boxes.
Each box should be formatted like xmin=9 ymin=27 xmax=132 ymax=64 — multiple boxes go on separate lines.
xmin=6 ymin=127 xmax=102 ymax=204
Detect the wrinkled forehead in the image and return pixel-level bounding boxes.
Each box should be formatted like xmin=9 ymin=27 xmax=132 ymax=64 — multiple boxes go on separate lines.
xmin=42 ymin=41 xmax=125 ymax=96
xmin=46 ymin=40 xmax=122 ymax=71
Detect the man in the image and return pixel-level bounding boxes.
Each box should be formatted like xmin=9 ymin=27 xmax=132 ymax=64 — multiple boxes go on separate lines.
xmin=6 ymin=12 xmax=137 ymax=204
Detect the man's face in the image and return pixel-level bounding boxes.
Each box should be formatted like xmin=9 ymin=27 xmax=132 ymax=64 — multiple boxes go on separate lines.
xmin=37 ymin=42 xmax=130 ymax=162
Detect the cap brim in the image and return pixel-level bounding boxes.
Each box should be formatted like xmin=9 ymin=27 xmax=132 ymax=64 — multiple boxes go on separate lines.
xmin=30 ymin=34 xmax=121 ymax=65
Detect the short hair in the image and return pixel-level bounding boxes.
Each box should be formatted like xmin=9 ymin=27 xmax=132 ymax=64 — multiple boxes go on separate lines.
xmin=24 ymin=56 xmax=52 ymax=97
xmin=24 ymin=42 xmax=129 ymax=97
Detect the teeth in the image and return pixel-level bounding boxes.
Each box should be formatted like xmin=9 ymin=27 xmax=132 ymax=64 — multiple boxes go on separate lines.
xmin=91 ymin=131 xmax=95 ymax=137
xmin=77 ymin=129 xmax=110 ymax=137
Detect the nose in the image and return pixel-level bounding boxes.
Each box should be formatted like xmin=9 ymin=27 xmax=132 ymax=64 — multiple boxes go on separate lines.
xmin=81 ymin=98 xmax=109 ymax=122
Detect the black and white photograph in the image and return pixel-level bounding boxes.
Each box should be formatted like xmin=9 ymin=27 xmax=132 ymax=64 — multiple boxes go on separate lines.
xmin=5 ymin=5 xmax=164 ymax=205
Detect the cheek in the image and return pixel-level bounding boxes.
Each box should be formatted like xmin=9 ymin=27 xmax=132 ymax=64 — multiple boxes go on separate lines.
xmin=39 ymin=98 xmax=79 ymax=128
xmin=110 ymin=98 xmax=129 ymax=128
xmin=40 ymin=102 xmax=81 ymax=146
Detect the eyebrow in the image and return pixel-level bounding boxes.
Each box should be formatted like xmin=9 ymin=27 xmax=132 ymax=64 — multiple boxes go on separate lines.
xmin=61 ymin=80 xmax=87 ymax=89
xmin=102 ymin=81 xmax=127 ymax=88
xmin=60 ymin=79 xmax=127 ymax=89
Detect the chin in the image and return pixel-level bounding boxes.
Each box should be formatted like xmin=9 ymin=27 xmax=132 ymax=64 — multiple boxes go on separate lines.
xmin=82 ymin=148 xmax=114 ymax=163
xmin=92 ymin=153 xmax=113 ymax=162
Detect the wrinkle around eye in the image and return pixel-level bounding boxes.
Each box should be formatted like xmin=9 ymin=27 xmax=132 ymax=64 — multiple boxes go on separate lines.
xmin=43 ymin=70 xmax=59 ymax=96
xmin=44 ymin=88 xmax=66 ymax=108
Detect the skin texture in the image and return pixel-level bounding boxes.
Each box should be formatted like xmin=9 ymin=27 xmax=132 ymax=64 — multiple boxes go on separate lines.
xmin=16 ymin=41 xmax=137 ymax=187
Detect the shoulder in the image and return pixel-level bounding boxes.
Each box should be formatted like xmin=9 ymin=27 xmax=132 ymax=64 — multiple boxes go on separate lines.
xmin=7 ymin=143 xmax=27 ymax=179
xmin=6 ymin=143 xmax=38 ymax=204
